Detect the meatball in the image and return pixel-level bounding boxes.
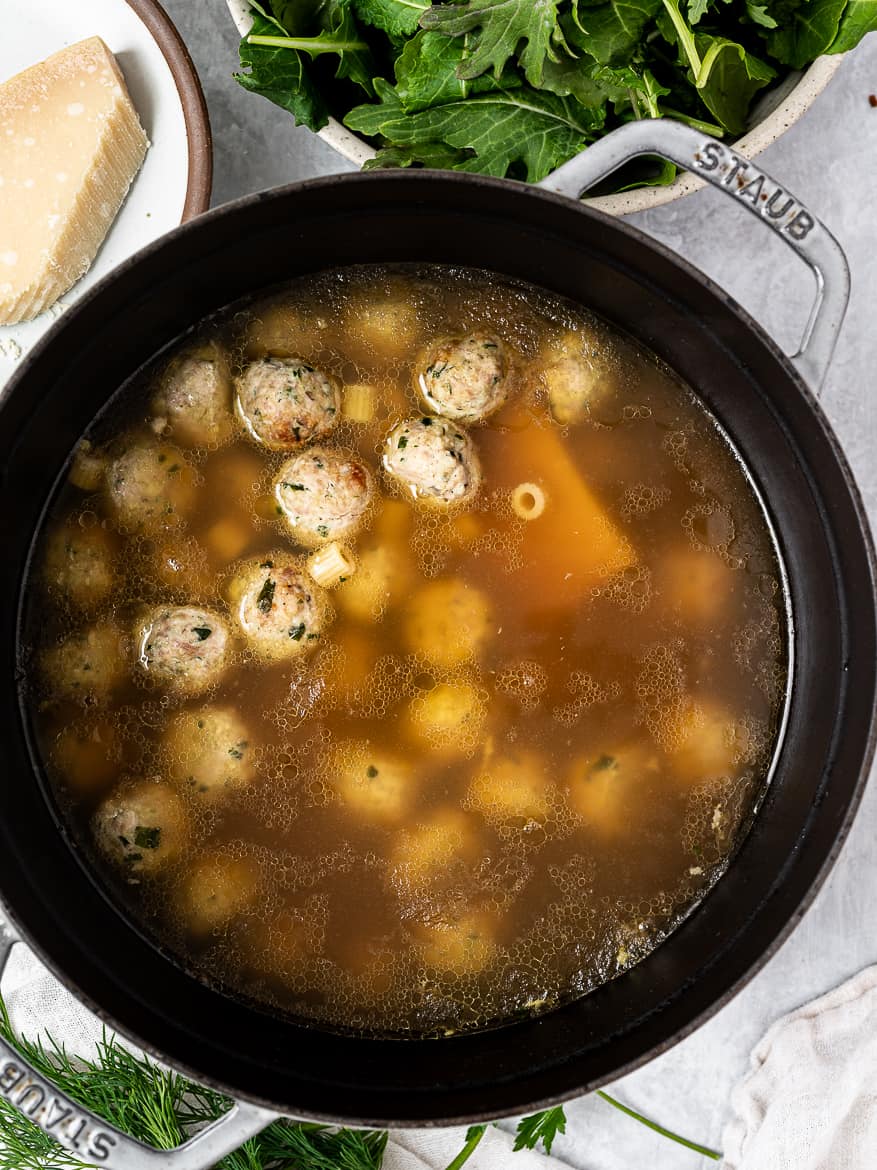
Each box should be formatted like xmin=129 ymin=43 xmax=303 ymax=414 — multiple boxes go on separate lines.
xmin=42 ymin=622 xmax=125 ymax=703
xmin=342 ymin=288 xmax=421 ymax=361
xmin=567 ymin=744 xmax=660 ymax=837
xmin=68 ymin=440 xmax=108 ymax=492
xmin=416 ymin=333 xmax=509 ymax=421
xmin=538 ymin=328 xmax=622 ymax=426
xmin=274 ymin=446 xmax=374 ymax=547
xmin=106 ymin=442 xmax=196 ymax=533
xmin=390 ymin=808 xmax=478 ymax=891
xmin=175 ymin=852 xmax=260 ymax=936
xmin=657 ymin=546 xmax=737 ymax=626
xmin=666 ymin=700 xmax=749 ymax=786
xmin=93 ymin=780 xmax=187 ymax=876
xmin=144 ymin=535 xmax=213 ymax=598
xmin=235 ymin=357 xmax=339 ymax=450
xmin=403 ymin=578 xmax=491 ymax=668
xmin=407 ymin=678 xmax=487 ymax=756
xmin=383 ymin=417 xmax=481 ymax=506
xmin=328 ymin=742 xmax=414 ymax=825
xmin=153 ymin=347 xmax=235 ymax=448
xmin=42 ymin=519 xmax=115 ymax=609
xmin=135 ymin=606 xmax=230 ymax=694
xmin=468 ymin=750 xmax=550 ymax=824
xmin=335 ymin=543 xmax=414 ymax=623
xmin=414 ymin=910 xmax=497 ymax=975
xmin=227 ymin=555 xmax=328 ymax=662
xmin=164 ymin=706 xmax=254 ymax=798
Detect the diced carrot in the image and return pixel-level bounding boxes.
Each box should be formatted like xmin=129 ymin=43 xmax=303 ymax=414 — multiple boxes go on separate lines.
xmin=483 ymin=421 xmax=636 ymax=606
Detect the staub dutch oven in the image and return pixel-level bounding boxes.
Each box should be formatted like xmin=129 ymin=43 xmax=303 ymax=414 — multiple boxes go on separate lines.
xmin=0 ymin=122 xmax=874 ymax=1169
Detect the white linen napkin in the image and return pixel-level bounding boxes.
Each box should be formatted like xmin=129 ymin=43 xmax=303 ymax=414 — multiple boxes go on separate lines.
xmin=722 ymin=965 xmax=877 ymax=1169
xmin=0 ymin=944 xmax=568 ymax=1170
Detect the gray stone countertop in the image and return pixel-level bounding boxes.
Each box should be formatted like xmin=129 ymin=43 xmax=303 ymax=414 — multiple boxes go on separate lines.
xmin=165 ymin=4 xmax=877 ymax=1165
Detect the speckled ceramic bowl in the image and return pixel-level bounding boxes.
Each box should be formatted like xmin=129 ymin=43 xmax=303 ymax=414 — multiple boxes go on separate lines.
xmin=226 ymin=0 xmax=844 ymax=215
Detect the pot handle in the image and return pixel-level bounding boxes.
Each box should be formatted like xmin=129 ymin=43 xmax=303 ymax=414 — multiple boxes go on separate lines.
xmin=0 ymin=915 xmax=278 ymax=1170
xmin=538 ymin=119 xmax=850 ymax=392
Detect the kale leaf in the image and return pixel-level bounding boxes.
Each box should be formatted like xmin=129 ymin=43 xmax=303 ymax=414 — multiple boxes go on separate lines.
xmin=235 ymin=0 xmax=375 ymax=130
xmin=347 ymin=79 xmax=602 ymax=180
xmin=420 ymin=0 xmax=566 ymax=86
xmin=395 ymin=30 xmax=520 ymax=112
xmin=354 ymin=0 xmax=430 ymax=36
xmin=569 ymin=0 xmax=664 ymax=65
xmin=831 ymin=0 xmax=877 ymax=51
xmin=763 ymin=0 xmax=848 ymax=67
xmin=236 ymin=9 xmax=329 ymax=130
xmin=235 ymin=0 xmax=877 ymax=186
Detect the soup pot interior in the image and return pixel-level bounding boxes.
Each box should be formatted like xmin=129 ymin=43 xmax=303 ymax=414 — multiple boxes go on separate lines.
xmin=0 ymin=172 xmax=874 ymax=1125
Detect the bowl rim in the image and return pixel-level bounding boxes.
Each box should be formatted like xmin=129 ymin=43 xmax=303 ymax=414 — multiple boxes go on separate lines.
xmin=225 ymin=0 xmax=843 ymax=215
xmin=130 ymin=0 xmax=213 ymax=218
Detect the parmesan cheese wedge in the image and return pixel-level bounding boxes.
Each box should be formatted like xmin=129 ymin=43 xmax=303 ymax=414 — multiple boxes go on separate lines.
xmin=0 ymin=36 xmax=148 ymax=324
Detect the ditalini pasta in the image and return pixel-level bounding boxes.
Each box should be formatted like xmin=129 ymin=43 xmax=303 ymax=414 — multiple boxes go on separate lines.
xmin=23 ymin=264 xmax=786 ymax=1039
xmin=511 ymin=482 xmax=546 ymax=521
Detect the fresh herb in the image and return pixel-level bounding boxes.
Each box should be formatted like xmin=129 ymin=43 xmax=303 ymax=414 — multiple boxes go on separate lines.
xmin=192 ymin=626 xmax=212 ymax=641
xmin=445 ymin=1124 xmax=488 ymax=1170
xmin=0 ymin=995 xmax=722 ymax=1169
xmin=256 ymin=577 xmax=276 ymax=612
xmin=282 ymin=481 xmax=306 ymax=490
xmin=366 ymin=763 xmax=379 ymax=777
xmin=0 ymin=992 xmax=387 ymax=1170
xmin=316 ymin=524 xmax=330 ymax=537
xmin=133 ymin=826 xmax=161 ymax=850
xmin=596 ymin=1091 xmax=721 ymax=1159
xmin=289 ymin=622 xmax=307 ymax=639
xmin=397 ymin=434 xmax=409 ymax=448
xmin=229 ymin=741 xmax=248 ymax=759
xmin=513 ymin=1106 xmax=567 ymax=1154
xmin=235 ymin=0 xmax=877 ymax=186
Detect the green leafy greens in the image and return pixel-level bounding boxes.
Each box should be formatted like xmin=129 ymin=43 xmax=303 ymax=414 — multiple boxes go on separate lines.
xmin=235 ymin=0 xmax=877 ymax=185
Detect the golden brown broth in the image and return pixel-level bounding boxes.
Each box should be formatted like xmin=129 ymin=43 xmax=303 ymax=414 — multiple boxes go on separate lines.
xmin=24 ymin=266 xmax=787 ymax=1036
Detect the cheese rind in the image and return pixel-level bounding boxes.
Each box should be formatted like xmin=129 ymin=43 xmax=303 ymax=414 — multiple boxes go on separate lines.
xmin=0 ymin=36 xmax=149 ymax=324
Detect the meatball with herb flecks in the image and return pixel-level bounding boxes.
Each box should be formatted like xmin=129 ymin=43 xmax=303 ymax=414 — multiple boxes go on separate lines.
xmin=93 ymin=780 xmax=187 ymax=876
xmin=164 ymin=705 xmax=255 ymax=799
xmin=274 ymin=446 xmax=373 ymax=547
xmin=235 ymin=357 xmax=339 ymax=450
xmin=153 ymin=346 xmax=235 ymax=448
xmin=175 ymin=852 xmax=260 ymax=935
xmin=42 ymin=621 xmax=126 ymax=703
xmin=42 ymin=518 xmax=116 ymax=610
xmin=135 ymin=605 xmax=230 ymax=694
xmin=227 ymin=554 xmax=329 ymax=662
xmin=106 ymin=442 xmax=196 ymax=533
xmin=416 ymin=332 xmax=509 ymax=421
xmin=383 ymin=417 xmax=481 ymax=506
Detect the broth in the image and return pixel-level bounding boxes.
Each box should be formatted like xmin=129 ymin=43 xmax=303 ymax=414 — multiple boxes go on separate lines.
xmin=22 ymin=265 xmax=787 ymax=1037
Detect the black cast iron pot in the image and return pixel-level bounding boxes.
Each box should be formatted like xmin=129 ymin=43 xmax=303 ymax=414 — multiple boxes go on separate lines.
xmin=0 ymin=122 xmax=874 ymax=1168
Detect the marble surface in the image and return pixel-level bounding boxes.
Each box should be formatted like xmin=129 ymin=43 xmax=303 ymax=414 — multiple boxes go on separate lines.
xmin=164 ymin=5 xmax=877 ymax=1165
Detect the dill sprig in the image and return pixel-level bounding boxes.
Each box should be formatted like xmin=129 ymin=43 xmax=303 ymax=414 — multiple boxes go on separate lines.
xmin=0 ymin=994 xmax=385 ymax=1170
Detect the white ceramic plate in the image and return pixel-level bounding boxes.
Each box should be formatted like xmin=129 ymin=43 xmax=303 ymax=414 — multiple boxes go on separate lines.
xmin=227 ymin=0 xmax=843 ymax=215
xmin=0 ymin=0 xmax=212 ymax=390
